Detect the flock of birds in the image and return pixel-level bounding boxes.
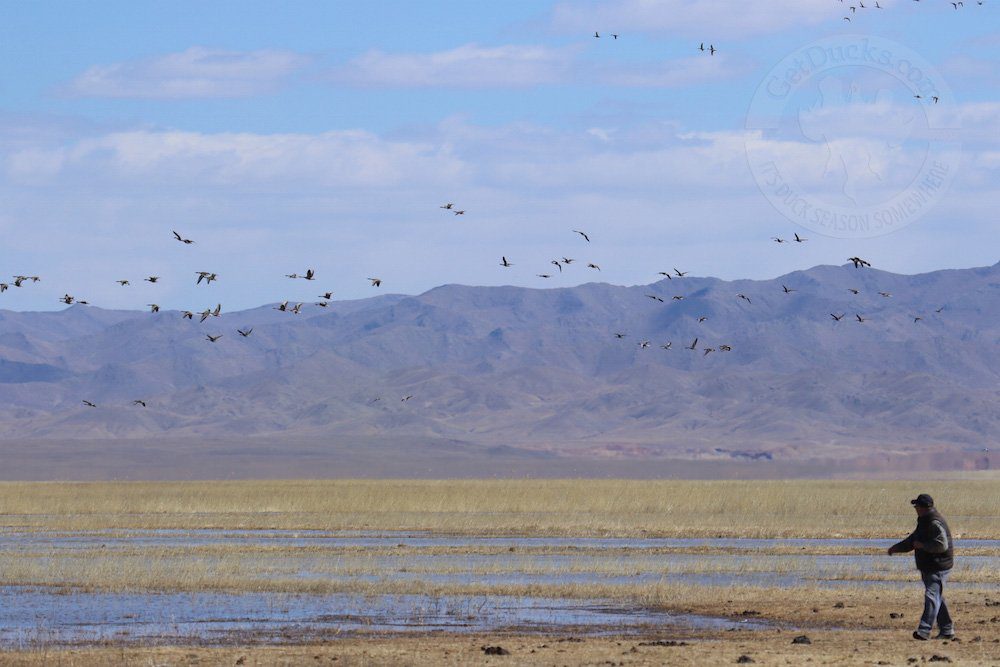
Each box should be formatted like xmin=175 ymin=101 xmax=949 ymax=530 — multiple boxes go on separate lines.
xmin=4 ymin=6 xmax=979 ymax=411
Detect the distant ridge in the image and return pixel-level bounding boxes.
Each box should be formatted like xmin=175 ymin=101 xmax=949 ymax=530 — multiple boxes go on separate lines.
xmin=0 ymin=262 xmax=996 ymax=476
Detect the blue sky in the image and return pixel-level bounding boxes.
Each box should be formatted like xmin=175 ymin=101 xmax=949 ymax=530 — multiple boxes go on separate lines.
xmin=1 ymin=0 xmax=998 ymax=312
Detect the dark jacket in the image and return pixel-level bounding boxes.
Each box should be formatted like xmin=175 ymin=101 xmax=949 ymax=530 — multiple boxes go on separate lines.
xmin=891 ymin=508 xmax=954 ymax=572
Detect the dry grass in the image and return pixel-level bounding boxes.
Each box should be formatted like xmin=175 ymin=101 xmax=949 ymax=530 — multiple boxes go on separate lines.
xmin=2 ymin=479 xmax=998 ymax=537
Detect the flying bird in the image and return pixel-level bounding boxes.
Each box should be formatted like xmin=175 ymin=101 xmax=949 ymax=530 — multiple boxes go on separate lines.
xmin=274 ymin=301 xmax=289 ymax=312
xmin=686 ymin=337 xmax=698 ymax=350
xmin=674 ymin=268 xmax=688 ymax=277
xmin=500 ymin=257 xmax=513 ymax=267
xmin=782 ymin=285 xmax=796 ymax=293
xmin=172 ymin=231 xmax=194 ymax=244
xmin=847 ymin=288 xmax=860 ymax=295
xmin=206 ymin=334 xmax=223 ymax=342
xmin=646 ymin=294 xmax=664 ymax=303
xmin=148 ymin=304 xmax=159 ymax=313
xmin=303 ymin=269 xmax=315 ymax=281
xmin=573 ymin=230 xmax=591 ymax=242
xmin=315 ymin=301 xmax=329 ymax=307
xmin=671 ymin=295 xmax=685 ymax=301
xmin=614 ymin=332 xmax=627 ymax=339
xmin=737 ymin=293 xmax=752 ymax=304
xmin=856 ymin=314 xmax=866 ymax=323
xmin=831 ymin=313 xmax=845 ymax=321
xmin=368 ymin=278 xmax=382 ymax=287
xmin=794 ymin=233 xmax=807 ymax=243
xmin=132 ymin=400 xmax=146 ymax=407
xmin=587 ymin=263 xmax=600 ymax=270
xmin=537 ymin=274 xmax=552 ymax=279
xmin=697 ymin=316 xmax=708 ymax=323
xmin=719 ymin=344 xmax=732 ymax=352
xmin=181 ymin=311 xmax=194 ymax=320
xmin=878 ymin=291 xmax=892 ymax=298
xmin=116 ymin=280 xmax=130 ymax=287
xmin=660 ymin=342 xmax=673 ymax=350
xmin=848 ymin=257 xmax=872 ymax=268
xmin=772 ymin=237 xmax=786 ymax=243
xmin=319 ymin=292 xmax=334 ymax=300
xmin=196 ymin=271 xmax=217 ymax=285
xmin=237 ymin=328 xmax=253 ymax=337
xmin=82 ymin=400 xmax=97 ymax=408
xmin=551 ymin=260 xmax=563 ymax=272
xmin=439 ymin=203 xmax=454 ymax=210
xmin=145 ymin=276 xmax=160 ymax=283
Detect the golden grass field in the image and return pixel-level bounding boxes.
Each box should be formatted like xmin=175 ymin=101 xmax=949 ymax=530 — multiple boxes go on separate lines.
xmin=2 ymin=477 xmax=998 ymax=536
xmin=1 ymin=478 xmax=998 ymax=665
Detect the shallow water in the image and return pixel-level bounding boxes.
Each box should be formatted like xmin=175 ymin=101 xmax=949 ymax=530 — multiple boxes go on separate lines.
xmin=0 ymin=587 xmax=770 ymax=648
xmin=1 ymin=528 xmax=995 ymax=647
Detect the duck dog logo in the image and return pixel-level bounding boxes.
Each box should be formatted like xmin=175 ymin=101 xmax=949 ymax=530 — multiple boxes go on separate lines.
xmin=745 ymin=35 xmax=960 ymax=239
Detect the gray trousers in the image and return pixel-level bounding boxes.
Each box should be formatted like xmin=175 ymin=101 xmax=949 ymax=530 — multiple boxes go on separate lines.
xmin=917 ymin=569 xmax=953 ymax=637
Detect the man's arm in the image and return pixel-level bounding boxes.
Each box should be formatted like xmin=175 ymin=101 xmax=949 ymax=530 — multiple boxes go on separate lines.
xmin=888 ymin=529 xmax=916 ymax=555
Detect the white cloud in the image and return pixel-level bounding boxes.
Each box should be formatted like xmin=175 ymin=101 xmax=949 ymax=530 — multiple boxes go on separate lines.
xmin=67 ymin=47 xmax=310 ymax=99
xmin=329 ymin=43 xmax=578 ymax=88
xmin=552 ymin=0 xmax=837 ymax=39
xmin=328 ymin=43 xmax=740 ymax=89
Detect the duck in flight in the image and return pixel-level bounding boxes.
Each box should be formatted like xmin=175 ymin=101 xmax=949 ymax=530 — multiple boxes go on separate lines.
xmin=319 ymin=292 xmax=334 ymax=300
xmin=831 ymin=313 xmax=845 ymax=321
xmin=551 ymin=260 xmax=563 ymax=272
xmin=646 ymin=294 xmax=664 ymax=303
xmin=848 ymin=257 xmax=872 ymax=268
xmin=206 ymin=334 xmax=223 ymax=343
xmin=172 ymin=231 xmax=194 ymax=244
xmin=794 ymin=233 xmax=807 ymax=243
xmin=674 ymin=268 xmax=688 ymax=277
xmin=116 ymin=280 xmax=130 ymax=287
xmin=686 ymin=337 xmax=698 ymax=350
xmin=196 ymin=271 xmax=217 ymax=285
xmin=500 ymin=256 xmax=513 ymax=267
xmin=737 ymin=293 xmax=752 ymax=304
xmin=847 ymin=288 xmax=860 ymax=295
xmin=587 ymin=263 xmax=600 ymax=270
xmin=782 ymin=285 xmax=796 ymax=293
xmin=132 ymin=400 xmax=146 ymax=407
xmin=82 ymin=400 xmax=97 ymax=408
xmin=439 ymin=203 xmax=453 ymax=210
xmin=237 ymin=328 xmax=253 ymax=337
xmin=856 ymin=314 xmax=866 ymax=323
xmin=148 ymin=304 xmax=159 ymax=313
xmin=573 ymin=230 xmax=590 ymax=242
xmin=145 ymin=276 xmax=160 ymax=283
xmin=368 ymin=278 xmax=382 ymax=287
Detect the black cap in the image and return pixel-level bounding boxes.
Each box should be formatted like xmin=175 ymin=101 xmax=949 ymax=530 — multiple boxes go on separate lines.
xmin=911 ymin=493 xmax=934 ymax=508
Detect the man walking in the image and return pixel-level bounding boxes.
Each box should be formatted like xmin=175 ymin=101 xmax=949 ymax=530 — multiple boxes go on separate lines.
xmin=887 ymin=493 xmax=955 ymax=640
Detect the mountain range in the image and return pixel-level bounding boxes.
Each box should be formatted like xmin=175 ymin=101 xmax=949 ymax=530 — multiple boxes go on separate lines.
xmin=0 ymin=262 xmax=997 ymax=478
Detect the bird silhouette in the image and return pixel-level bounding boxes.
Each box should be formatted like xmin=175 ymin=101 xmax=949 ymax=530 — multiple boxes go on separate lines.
xmin=737 ymin=293 xmax=752 ymax=304
xmin=782 ymin=285 xmax=796 ymax=293
xmin=172 ymin=231 xmax=194 ymax=244
xmin=573 ymin=230 xmax=591 ymax=242
xmin=368 ymin=278 xmax=382 ymax=287
xmin=148 ymin=304 xmax=159 ymax=313
xmin=500 ymin=256 xmax=513 ymax=267
xmin=587 ymin=263 xmax=600 ymax=270
xmin=145 ymin=276 xmax=160 ymax=283
xmin=206 ymin=334 xmax=223 ymax=342
xmin=848 ymin=257 xmax=871 ymax=268
xmin=132 ymin=400 xmax=146 ymax=407
xmin=82 ymin=400 xmax=97 ymax=408
xmin=831 ymin=313 xmax=845 ymax=321
xmin=237 ymin=328 xmax=253 ymax=337
xmin=686 ymin=337 xmax=698 ymax=350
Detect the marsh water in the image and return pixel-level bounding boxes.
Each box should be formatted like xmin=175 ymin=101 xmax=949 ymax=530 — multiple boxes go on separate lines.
xmin=1 ymin=528 xmax=996 ymax=647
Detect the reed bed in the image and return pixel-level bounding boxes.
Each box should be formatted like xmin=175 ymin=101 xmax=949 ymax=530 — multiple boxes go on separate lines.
xmin=2 ymin=479 xmax=998 ymax=537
